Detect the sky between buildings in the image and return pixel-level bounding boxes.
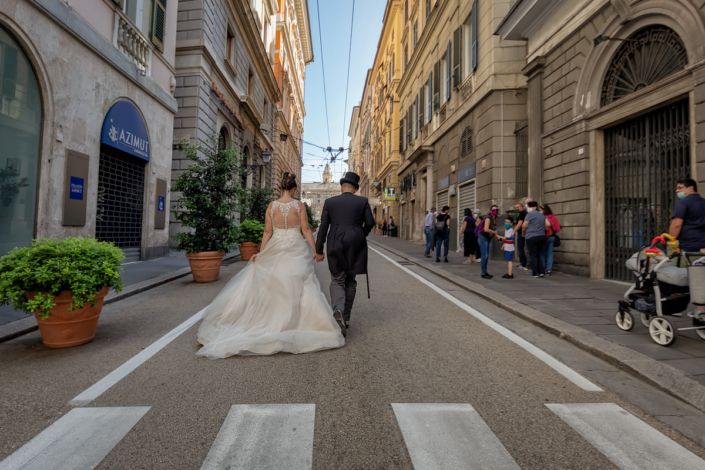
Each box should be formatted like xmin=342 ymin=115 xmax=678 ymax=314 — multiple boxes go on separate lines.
xmin=302 ymin=0 xmax=387 ymax=183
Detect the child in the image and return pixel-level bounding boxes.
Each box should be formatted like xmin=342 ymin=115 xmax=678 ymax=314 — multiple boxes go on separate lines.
xmin=497 ymin=218 xmax=515 ymax=279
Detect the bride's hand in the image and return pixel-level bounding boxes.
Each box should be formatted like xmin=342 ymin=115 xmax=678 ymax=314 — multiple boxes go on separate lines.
xmin=250 ymin=254 xmax=257 ymax=262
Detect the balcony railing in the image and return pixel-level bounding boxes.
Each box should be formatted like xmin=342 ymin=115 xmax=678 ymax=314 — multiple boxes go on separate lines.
xmin=114 ymin=12 xmax=151 ymax=74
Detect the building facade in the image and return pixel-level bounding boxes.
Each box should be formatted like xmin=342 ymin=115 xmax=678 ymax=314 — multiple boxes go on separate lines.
xmin=300 ymin=164 xmax=338 ymax=221
xmin=272 ymin=0 xmax=313 ymax=188
xmin=498 ymin=0 xmax=705 ymax=279
xmin=1 ymin=0 xmax=178 ymax=261
xmin=172 ymin=0 xmax=281 ymax=239
xmin=351 ymin=1 xmax=403 ymax=228
xmin=395 ymin=0 xmax=527 ymax=248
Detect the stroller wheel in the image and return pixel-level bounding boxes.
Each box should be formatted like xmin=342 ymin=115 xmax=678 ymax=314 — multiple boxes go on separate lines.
xmin=615 ymin=311 xmax=634 ymax=331
xmin=649 ymin=317 xmax=676 ymax=346
xmin=640 ymin=313 xmax=652 ymax=328
xmin=693 ymin=318 xmax=705 ymax=341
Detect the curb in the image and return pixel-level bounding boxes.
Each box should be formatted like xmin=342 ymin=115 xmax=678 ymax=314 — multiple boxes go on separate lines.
xmin=0 ymin=253 xmax=240 ymax=343
xmin=370 ymin=240 xmax=705 ymax=414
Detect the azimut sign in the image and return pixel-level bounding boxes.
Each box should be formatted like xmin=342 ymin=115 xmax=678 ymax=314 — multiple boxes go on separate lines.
xmin=100 ymin=100 xmax=150 ymax=161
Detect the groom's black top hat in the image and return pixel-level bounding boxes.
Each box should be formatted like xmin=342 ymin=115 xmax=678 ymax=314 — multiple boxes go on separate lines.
xmin=339 ymin=172 xmax=360 ymax=189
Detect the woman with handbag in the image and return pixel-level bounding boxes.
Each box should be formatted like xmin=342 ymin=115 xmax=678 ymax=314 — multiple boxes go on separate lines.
xmin=541 ymin=204 xmax=561 ymax=275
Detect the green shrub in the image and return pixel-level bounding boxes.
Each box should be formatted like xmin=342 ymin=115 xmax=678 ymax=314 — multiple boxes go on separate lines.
xmin=0 ymin=237 xmax=124 ymax=318
xmin=174 ymin=138 xmax=241 ymax=253
xmin=239 ymin=187 xmax=273 ymax=223
xmin=234 ymin=220 xmax=265 ymax=244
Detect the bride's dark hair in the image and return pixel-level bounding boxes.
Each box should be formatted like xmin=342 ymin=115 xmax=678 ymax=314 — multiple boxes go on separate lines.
xmin=280 ymin=172 xmax=297 ymax=191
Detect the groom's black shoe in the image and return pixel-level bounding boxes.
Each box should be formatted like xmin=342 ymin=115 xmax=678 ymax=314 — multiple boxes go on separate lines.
xmin=334 ymin=310 xmax=347 ymax=337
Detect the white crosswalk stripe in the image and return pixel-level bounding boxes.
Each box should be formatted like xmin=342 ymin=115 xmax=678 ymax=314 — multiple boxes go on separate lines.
xmin=0 ymin=407 xmax=150 ymax=470
xmin=392 ymin=403 xmax=520 ymax=470
xmin=546 ymin=403 xmax=705 ymax=470
xmin=200 ymin=404 xmax=316 ymax=470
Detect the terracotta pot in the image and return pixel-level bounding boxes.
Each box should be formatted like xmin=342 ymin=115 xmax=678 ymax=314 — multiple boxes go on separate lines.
xmin=32 ymin=287 xmax=110 ymax=348
xmin=186 ymin=251 xmax=224 ymax=283
xmin=238 ymin=242 xmax=260 ymax=261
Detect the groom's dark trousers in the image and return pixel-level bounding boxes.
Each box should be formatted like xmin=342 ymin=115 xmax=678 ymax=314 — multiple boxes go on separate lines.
xmin=315 ymin=192 xmax=375 ymax=324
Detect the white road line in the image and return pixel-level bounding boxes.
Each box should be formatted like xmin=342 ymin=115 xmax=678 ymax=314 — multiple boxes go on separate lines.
xmin=392 ymin=403 xmax=519 ymax=470
xmin=0 ymin=407 xmax=149 ymax=470
xmin=370 ymin=247 xmax=603 ymax=392
xmin=70 ymin=309 xmax=205 ymax=406
xmin=200 ymin=404 xmax=315 ymax=470
xmin=546 ymin=403 xmax=705 ymax=470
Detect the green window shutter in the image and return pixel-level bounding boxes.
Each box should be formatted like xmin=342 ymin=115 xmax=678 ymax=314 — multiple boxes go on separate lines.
xmin=453 ymin=27 xmax=462 ymax=87
xmin=433 ymin=60 xmax=440 ymax=111
xmin=471 ymin=0 xmax=478 ymax=71
xmin=152 ymin=0 xmax=167 ymax=52
xmin=419 ymin=86 xmax=425 ymax=129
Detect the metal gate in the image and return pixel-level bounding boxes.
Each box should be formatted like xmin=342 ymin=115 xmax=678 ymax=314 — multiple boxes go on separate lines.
xmin=436 ymin=190 xmax=449 ymax=211
xmin=604 ymin=99 xmax=690 ymax=280
xmin=458 ymin=181 xmax=476 ymax=246
xmin=96 ymin=150 xmax=145 ymax=257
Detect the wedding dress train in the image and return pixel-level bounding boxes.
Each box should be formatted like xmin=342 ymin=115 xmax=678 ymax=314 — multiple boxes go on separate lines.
xmin=196 ymin=200 xmax=345 ymax=358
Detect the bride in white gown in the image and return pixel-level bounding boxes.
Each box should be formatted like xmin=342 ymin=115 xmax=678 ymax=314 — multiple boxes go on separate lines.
xmin=196 ymin=173 xmax=345 ymax=358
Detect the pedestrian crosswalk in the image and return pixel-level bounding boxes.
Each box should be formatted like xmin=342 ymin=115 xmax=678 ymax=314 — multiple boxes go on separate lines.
xmin=2 ymin=402 xmax=704 ymax=470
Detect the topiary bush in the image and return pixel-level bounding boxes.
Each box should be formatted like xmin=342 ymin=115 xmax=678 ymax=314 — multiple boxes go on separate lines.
xmin=0 ymin=237 xmax=124 ymax=318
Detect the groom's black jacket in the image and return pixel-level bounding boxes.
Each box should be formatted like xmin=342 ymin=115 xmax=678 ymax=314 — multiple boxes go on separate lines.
xmin=316 ymin=192 xmax=375 ymax=275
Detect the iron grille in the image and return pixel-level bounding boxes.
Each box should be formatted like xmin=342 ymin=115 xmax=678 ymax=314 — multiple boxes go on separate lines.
xmin=604 ymin=99 xmax=690 ymax=280
xmin=96 ymin=150 xmax=145 ymax=249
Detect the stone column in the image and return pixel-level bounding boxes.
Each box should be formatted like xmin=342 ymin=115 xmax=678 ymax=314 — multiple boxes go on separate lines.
xmin=523 ymin=57 xmax=545 ymax=201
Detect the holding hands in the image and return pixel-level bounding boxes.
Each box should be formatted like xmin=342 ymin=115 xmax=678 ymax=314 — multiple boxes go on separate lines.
xmin=314 ymin=253 xmax=325 ymax=262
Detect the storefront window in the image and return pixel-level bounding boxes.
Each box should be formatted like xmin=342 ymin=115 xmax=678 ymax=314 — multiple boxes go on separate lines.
xmin=0 ymin=27 xmax=42 ymax=255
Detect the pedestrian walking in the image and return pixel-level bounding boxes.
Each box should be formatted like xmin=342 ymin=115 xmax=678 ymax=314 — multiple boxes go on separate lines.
xmin=435 ymin=206 xmax=451 ymax=263
xmin=541 ymin=204 xmax=561 ymax=275
xmin=497 ymin=217 xmax=515 ymax=279
xmin=389 ymin=216 xmax=397 ymax=237
xmin=461 ymin=208 xmax=479 ymax=264
xmin=382 ymin=220 xmax=388 ymax=237
xmin=479 ymin=205 xmax=499 ymax=278
xmin=668 ymin=178 xmax=705 ymax=253
xmin=513 ymin=200 xmax=529 ymax=271
xmin=423 ymin=207 xmax=437 ymax=257
xmin=522 ymin=201 xmax=546 ymax=277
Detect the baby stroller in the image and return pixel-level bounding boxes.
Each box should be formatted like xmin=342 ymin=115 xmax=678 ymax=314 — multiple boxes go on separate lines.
xmin=615 ymin=234 xmax=705 ymax=346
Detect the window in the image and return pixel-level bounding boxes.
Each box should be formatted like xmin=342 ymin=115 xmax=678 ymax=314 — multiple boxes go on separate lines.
xmin=404 ymin=0 xmax=408 ymax=21
xmin=462 ymin=13 xmax=472 ymax=78
xmin=122 ymin=0 xmax=166 ymax=52
xmin=460 ymin=127 xmax=473 ymax=158
xmin=418 ymin=87 xmax=424 ymax=131
xmin=403 ymin=43 xmax=408 ymax=68
xmin=425 ymin=0 xmax=431 ymax=19
xmin=218 ymin=127 xmax=230 ymax=151
xmin=247 ymin=68 xmax=254 ymax=96
xmin=226 ymin=27 xmax=235 ymax=62
xmin=444 ymin=42 xmax=451 ymax=102
xmin=433 ymin=60 xmax=440 ymax=111
xmin=453 ymin=27 xmax=461 ymax=87
xmin=399 ymin=118 xmax=405 ymax=152
xmin=413 ymin=20 xmax=418 ymax=47
xmin=426 ymin=73 xmax=432 ymax=123
xmin=412 ymin=96 xmax=418 ymax=140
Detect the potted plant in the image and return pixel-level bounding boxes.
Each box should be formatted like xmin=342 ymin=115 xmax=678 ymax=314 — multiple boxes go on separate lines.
xmin=0 ymin=237 xmax=123 ymax=348
xmin=234 ymin=219 xmax=265 ymax=261
xmin=174 ymin=139 xmax=240 ymax=282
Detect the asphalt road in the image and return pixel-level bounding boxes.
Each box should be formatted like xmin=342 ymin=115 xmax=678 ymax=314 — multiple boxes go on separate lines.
xmin=2 ymin=248 xmax=705 ymax=469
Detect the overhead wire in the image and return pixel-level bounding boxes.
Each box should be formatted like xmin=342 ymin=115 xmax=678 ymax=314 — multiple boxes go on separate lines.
xmin=315 ymin=0 xmax=332 ymax=147
xmin=341 ymin=0 xmax=356 ymax=148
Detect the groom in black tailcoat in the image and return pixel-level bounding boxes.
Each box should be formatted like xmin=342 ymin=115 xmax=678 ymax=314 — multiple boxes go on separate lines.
xmin=315 ymin=172 xmax=375 ymax=336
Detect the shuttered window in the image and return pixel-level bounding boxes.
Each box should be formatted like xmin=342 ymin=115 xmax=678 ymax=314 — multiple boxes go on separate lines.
xmin=418 ymin=87 xmax=425 ymax=131
xmin=426 ymin=73 xmax=432 ymax=123
xmin=460 ymin=127 xmax=473 ymax=158
xmin=437 ymin=190 xmax=449 ymax=211
xmin=433 ymin=61 xmax=440 ymax=112
xmin=152 ymin=0 xmax=167 ymax=52
xmin=399 ymin=118 xmax=405 ymax=152
xmin=471 ymin=0 xmax=478 ymax=71
xmin=453 ymin=27 xmax=462 ymax=87
xmin=444 ymin=42 xmax=452 ymax=102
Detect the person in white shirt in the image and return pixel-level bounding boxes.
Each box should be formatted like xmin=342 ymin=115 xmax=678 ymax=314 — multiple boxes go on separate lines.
xmin=423 ymin=207 xmax=436 ymax=257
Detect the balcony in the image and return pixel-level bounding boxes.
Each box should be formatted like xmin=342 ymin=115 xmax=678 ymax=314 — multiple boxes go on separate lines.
xmin=114 ymin=11 xmax=151 ymax=75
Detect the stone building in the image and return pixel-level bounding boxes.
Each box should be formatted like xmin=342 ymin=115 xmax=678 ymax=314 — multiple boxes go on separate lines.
xmin=358 ymin=0 xmax=404 ymax=229
xmin=300 ymin=164 xmax=338 ymax=221
xmin=272 ymin=0 xmax=313 ymax=188
xmin=1 ymin=0 xmax=178 ymax=261
xmin=172 ymin=0 xmax=281 ymax=239
xmin=498 ymin=0 xmax=705 ymax=279
xmin=394 ymin=0 xmax=527 ymax=249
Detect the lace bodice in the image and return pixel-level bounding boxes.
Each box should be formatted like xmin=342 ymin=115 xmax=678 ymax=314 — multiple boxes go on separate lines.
xmin=271 ymin=199 xmax=301 ymax=230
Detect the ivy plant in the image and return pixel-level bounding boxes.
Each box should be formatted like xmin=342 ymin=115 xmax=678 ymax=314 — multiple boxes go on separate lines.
xmin=174 ymin=138 xmax=241 ymax=253
xmin=0 ymin=237 xmax=124 ymax=318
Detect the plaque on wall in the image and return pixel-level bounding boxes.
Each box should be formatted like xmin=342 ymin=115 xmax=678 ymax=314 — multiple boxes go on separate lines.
xmin=62 ymin=150 xmax=89 ymax=226
xmin=155 ymin=178 xmax=167 ymax=230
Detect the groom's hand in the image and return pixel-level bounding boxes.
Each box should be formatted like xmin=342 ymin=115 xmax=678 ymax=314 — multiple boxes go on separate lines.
xmin=314 ymin=253 xmax=325 ymax=262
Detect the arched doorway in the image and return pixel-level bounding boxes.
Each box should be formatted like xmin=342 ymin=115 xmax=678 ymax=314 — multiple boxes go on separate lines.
xmin=97 ymin=100 xmax=150 ymax=261
xmin=602 ymin=25 xmax=690 ymax=280
xmin=0 ymin=27 xmax=42 ymax=255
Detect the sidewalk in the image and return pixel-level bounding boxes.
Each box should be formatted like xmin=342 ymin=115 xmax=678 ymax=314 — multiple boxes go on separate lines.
xmin=0 ymin=250 xmax=237 ymax=341
xmin=371 ymin=235 xmax=705 ymax=410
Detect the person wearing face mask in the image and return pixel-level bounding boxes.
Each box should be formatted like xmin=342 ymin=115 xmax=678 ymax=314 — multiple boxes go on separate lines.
xmin=668 ymin=178 xmax=705 ymax=253
xmin=522 ymin=201 xmax=547 ymax=277
xmin=496 ymin=217 xmax=515 ymax=279
xmin=479 ymin=205 xmax=499 ymax=279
